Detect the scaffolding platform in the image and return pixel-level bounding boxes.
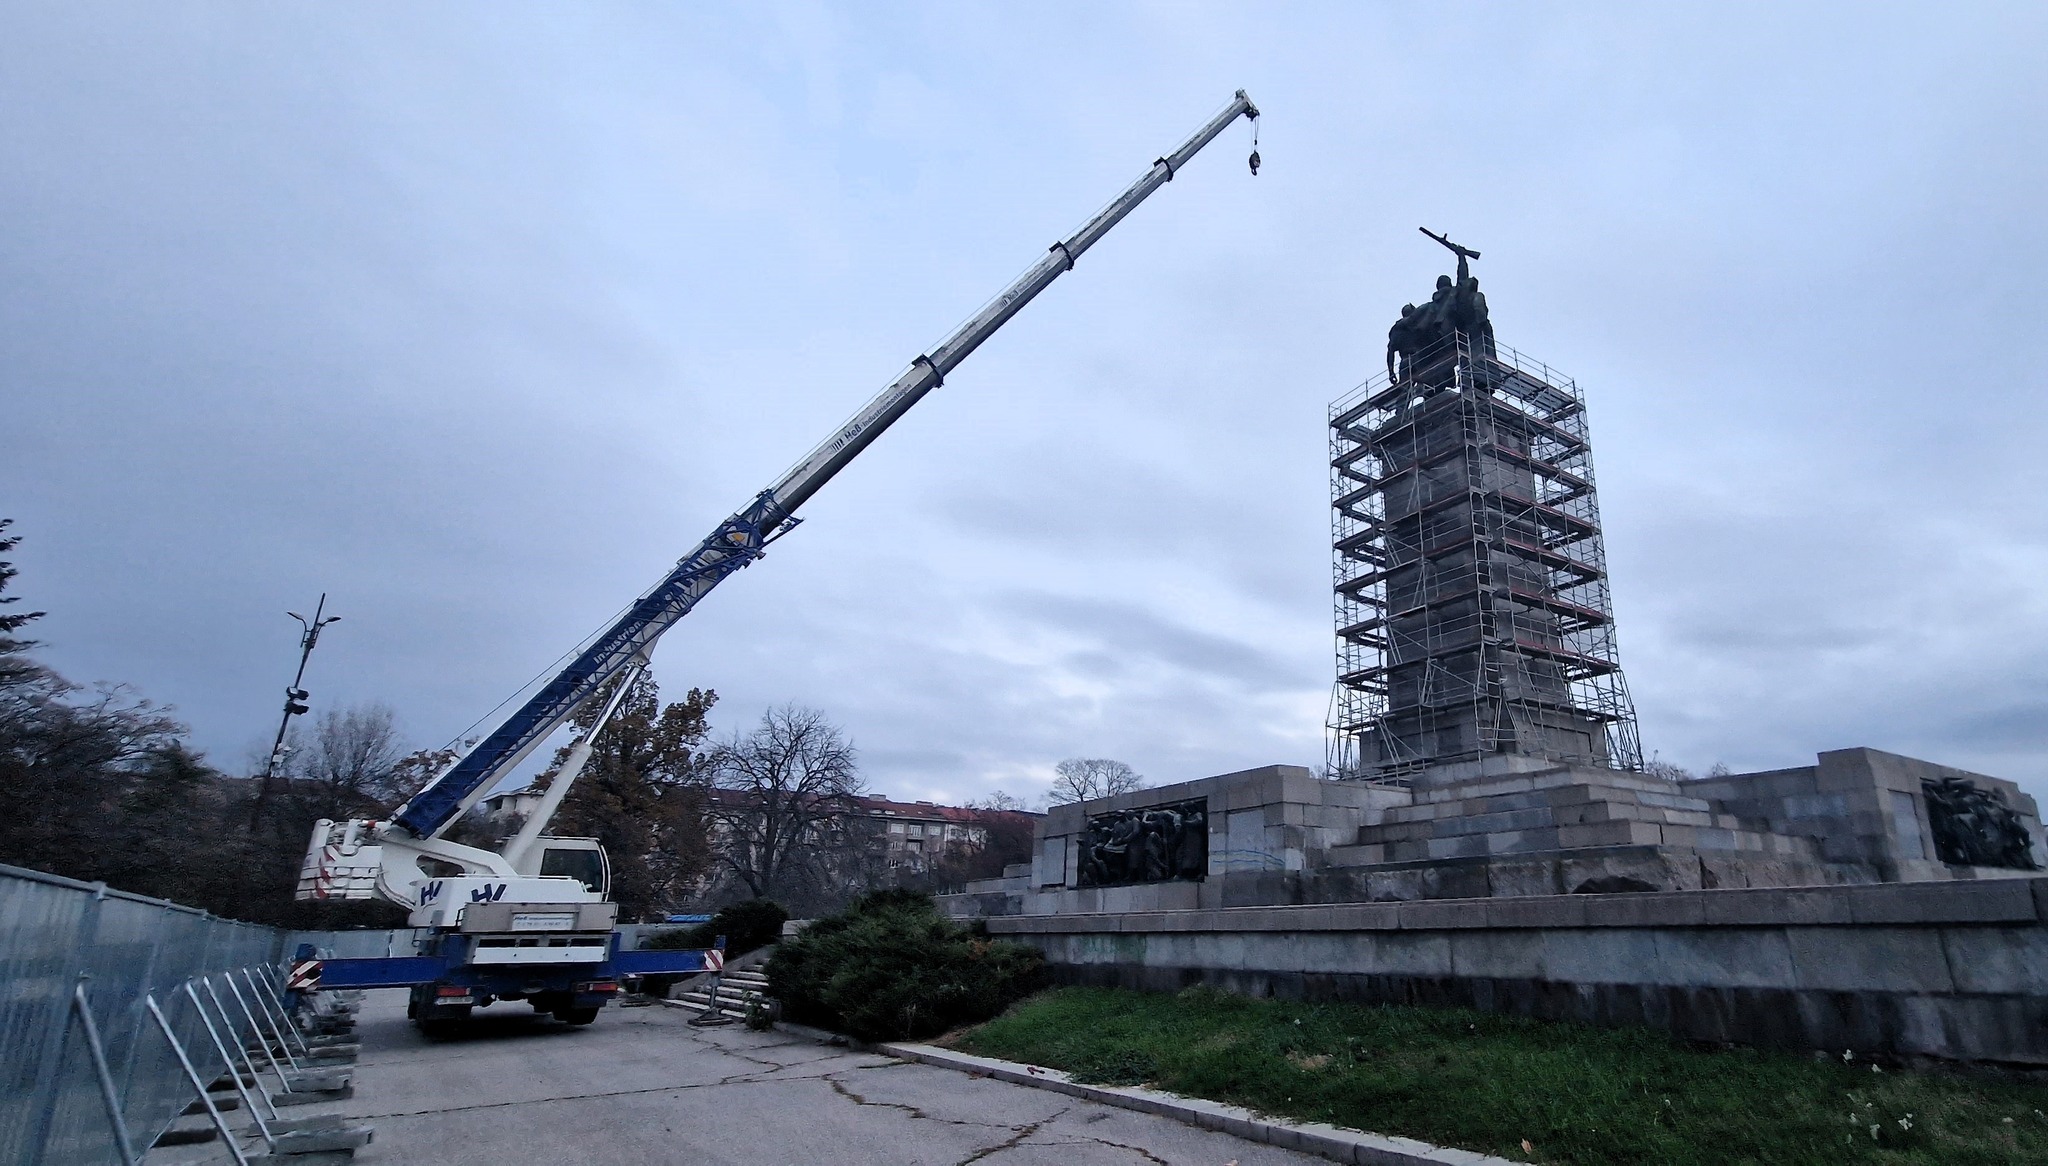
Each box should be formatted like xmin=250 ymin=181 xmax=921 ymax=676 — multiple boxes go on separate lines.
xmin=1328 ymin=332 xmax=1642 ymax=781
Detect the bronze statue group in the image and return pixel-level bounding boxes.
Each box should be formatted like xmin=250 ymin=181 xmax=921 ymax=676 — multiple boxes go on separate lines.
xmin=1077 ymin=800 xmax=1209 ymax=887
xmin=1387 ymin=228 xmax=1495 ymax=387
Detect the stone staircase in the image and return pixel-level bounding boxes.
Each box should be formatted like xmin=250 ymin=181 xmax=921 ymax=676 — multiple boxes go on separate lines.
xmin=667 ymin=966 xmax=774 ymax=1024
xmin=1310 ymin=763 xmax=1872 ymax=899
xmin=1330 ymin=765 xmax=1823 ymax=865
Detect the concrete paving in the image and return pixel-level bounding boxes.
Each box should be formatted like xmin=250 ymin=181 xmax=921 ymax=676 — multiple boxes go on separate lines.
xmin=149 ymin=988 xmax=1324 ymax=1165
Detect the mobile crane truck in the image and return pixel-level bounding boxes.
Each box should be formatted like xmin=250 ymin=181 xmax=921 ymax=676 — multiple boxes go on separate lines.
xmin=293 ymin=90 xmax=1261 ymax=1035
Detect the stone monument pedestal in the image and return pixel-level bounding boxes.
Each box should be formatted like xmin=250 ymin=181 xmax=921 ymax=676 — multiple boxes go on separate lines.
xmin=943 ymin=749 xmax=2047 ymax=916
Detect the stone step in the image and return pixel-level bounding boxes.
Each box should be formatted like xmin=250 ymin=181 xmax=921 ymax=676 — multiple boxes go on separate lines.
xmin=1330 ymin=818 xmax=1823 ymax=866
xmin=1379 ymin=780 xmax=1715 ymax=825
xmin=1408 ymin=766 xmax=1684 ymax=804
xmin=1358 ymin=798 xmax=1753 ymax=845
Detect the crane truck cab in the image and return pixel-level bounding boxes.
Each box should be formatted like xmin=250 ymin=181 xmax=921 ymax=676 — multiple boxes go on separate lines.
xmin=299 ymin=819 xmax=659 ymax=1036
xmin=401 ymin=837 xmax=626 ymax=1034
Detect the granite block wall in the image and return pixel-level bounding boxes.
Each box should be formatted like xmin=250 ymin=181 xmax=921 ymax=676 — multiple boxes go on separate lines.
xmin=986 ymin=878 xmax=2048 ymax=1066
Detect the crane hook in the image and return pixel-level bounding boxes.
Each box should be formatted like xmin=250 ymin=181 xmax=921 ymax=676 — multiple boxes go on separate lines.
xmin=1247 ymin=111 xmax=1262 ymax=176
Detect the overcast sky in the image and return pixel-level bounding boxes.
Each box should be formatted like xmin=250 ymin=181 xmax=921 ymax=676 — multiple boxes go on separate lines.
xmin=5 ymin=3 xmax=2045 ymax=809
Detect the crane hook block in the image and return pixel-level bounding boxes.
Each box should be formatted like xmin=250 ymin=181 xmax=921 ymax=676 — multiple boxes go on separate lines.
xmin=1249 ymin=149 xmax=1261 ymax=176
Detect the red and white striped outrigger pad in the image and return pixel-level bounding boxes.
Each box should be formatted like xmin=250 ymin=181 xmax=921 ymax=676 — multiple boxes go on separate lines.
xmin=703 ymin=948 xmax=724 ymax=974
xmin=287 ymin=959 xmax=321 ymax=991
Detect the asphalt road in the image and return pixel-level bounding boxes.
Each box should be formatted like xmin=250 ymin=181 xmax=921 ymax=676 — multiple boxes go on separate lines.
xmin=151 ymin=988 xmax=1326 ymax=1166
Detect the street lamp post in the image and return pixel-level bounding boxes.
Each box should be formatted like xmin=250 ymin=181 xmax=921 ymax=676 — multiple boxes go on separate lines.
xmin=256 ymin=594 xmax=341 ymax=811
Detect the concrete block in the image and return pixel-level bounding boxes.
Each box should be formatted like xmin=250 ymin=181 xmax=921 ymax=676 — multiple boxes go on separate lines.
xmin=1398 ymin=898 xmax=1490 ymax=930
xmin=1845 ymin=879 xmax=2039 ymax=925
xmin=1553 ymin=800 xmax=1636 ymax=827
xmin=1439 ymin=807 xmax=1555 ymax=837
xmin=1581 ymin=891 xmax=1705 ymax=928
xmin=1326 ymin=844 xmax=1387 ymax=866
xmin=1199 ymin=933 xmax=1250 ymax=971
xmin=1484 ymin=858 xmax=1565 ymax=898
xmin=1357 ymin=931 xmax=1455 ymax=976
xmin=1448 ymin=930 xmax=1545 ymax=979
xmin=1540 ymin=927 xmax=1662 ymax=983
xmin=1220 ymin=872 xmax=1299 ymax=907
xmin=1042 ymin=802 xmax=1085 ymax=834
xmin=1497 ymin=828 xmax=1568 ymax=856
xmin=271 ymin=1085 xmax=352 ymax=1107
xmin=1561 ymin=849 xmax=1698 ymax=896
xmin=1783 ymin=793 xmax=1851 ymax=820
xmin=1141 ymin=933 xmax=1199 ymax=969
xmin=271 ymin=1124 xmax=374 ymax=1155
xmin=1296 ymin=933 xmax=1358 ymax=973
xmin=1469 ymin=790 xmax=1551 ymax=814
xmin=1698 ymin=886 xmax=1855 ymax=926
xmin=1541 ymin=783 xmax=1609 ymax=807
xmin=1661 ymin=825 xmax=1739 ymax=851
xmin=1319 ymin=902 xmax=1403 ymax=931
xmin=1633 ymin=790 xmax=1715 ymax=813
xmin=1220 ymin=906 xmax=1299 ymax=931
xmin=1650 ymin=927 xmax=1797 ymax=989
xmin=1814 ymin=748 xmax=1877 ymax=791
xmin=1425 ymin=835 xmax=1492 ymax=861
xmin=1786 ymin=928 xmax=1953 ymax=993
xmin=1940 ymin=926 xmax=2048 ymax=995
xmin=1485 ymin=894 xmax=1585 ymax=929
xmin=1557 ymin=821 xmax=1661 ymax=848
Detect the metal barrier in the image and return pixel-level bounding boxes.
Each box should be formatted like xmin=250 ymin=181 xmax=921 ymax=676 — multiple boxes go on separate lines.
xmin=0 ymin=863 xmax=286 ymax=1166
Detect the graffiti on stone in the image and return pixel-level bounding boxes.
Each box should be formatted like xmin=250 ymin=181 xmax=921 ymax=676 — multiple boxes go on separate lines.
xmin=1922 ymin=777 xmax=2039 ymax=870
xmin=1077 ymin=798 xmax=1208 ymax=887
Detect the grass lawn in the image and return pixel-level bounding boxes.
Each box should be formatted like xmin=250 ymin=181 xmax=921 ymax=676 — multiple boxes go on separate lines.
xmin=952 ymin=986 xmax=2048 ymax=1165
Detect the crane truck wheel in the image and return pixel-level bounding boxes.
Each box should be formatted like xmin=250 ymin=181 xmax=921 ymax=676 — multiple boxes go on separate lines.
xmin=556 ymin=1006 xmax=599 ymax=1025
xmin=419 ymin=1014 xmax=468 ymax=1039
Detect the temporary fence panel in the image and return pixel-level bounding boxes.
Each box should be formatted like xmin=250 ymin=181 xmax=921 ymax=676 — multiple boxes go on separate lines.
xmin=0 ymin=864 xmax=286 ymax=1166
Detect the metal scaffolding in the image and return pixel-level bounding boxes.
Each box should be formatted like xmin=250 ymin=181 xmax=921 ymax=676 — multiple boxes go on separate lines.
xmin=1328 ymin=331 xmax=1642 ymax=781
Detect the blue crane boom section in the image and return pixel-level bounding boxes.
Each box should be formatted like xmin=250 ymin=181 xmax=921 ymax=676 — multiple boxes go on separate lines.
xmin=391 ymin=91 xmax=1260 ymax=840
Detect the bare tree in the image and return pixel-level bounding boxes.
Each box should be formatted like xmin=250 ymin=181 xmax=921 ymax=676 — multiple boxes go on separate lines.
xmin=704 ymin=705 xmax=865 ymax=907
xmin=1048 ymin=758 xmax=1144 ymax=806
xmin=287 ymin=703 xmax=407 ymax=816
xmin=1643 ymin=754 xmax=1696 ymax=783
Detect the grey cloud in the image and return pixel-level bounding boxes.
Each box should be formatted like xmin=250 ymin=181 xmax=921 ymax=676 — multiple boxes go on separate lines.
xmin=4 ymin=3 xmax=2044 ymax=819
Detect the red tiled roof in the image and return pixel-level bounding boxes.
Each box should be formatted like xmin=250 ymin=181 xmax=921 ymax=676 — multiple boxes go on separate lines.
xmin=702 ymin=787 xmax=1038 ymax=824
xmin=852 ymin=795 xmax=1041 ymax=824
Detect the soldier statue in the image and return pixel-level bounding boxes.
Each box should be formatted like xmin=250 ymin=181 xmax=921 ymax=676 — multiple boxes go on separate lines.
xmin=1388 ymin=229 xmax=1494 ymax=386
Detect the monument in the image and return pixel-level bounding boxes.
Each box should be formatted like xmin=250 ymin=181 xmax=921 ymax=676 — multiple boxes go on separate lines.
xmin=937 ymin=237 xmax=2048 ymax=1066
xmin=1337 ymin=228 xmax=1634 ymax=781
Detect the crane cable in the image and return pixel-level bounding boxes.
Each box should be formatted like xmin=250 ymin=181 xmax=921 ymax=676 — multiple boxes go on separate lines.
xmin=1248 ymin=107 xmax=1261 ymax=175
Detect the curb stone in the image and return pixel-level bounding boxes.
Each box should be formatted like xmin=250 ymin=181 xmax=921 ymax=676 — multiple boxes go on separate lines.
xmin=878 ymin=1043 xmax=1521 ymax=1166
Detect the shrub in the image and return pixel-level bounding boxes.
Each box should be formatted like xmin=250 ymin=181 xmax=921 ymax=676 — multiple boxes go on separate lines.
xmin=764 ymin=889 xmax=1045 ymax=1042
xmin=643 ymin=898 xmax=790 ymax=956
